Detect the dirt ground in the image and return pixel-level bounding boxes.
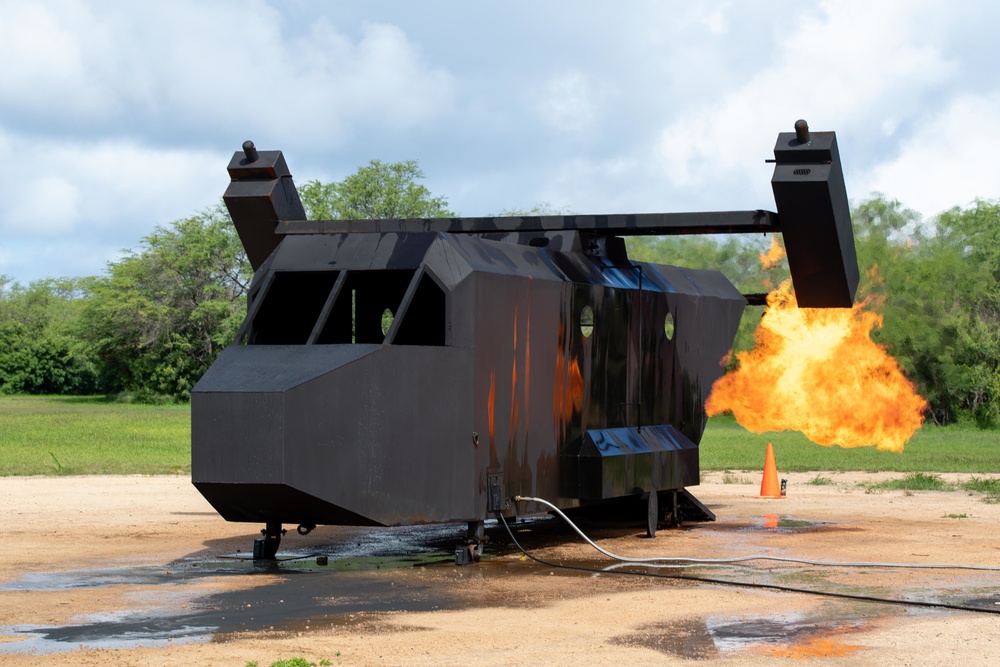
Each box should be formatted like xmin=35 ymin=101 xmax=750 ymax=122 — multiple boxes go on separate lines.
xmin=1 ymin=472 xmax=999 ymax=666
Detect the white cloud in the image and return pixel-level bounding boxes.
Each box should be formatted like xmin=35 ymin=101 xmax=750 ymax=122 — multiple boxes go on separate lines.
xmin=856 ymin=93 xmax=1000 ymax=218
xmin=9 ymin=176 xmax=81 ymax=235
xmin=0 ymin=1 xmax=455 ymax=149
xmin=534 ymin=154 xmax=652 ymax=214
xmin=534 ymin=71 xmax=604 ymax=134
xmin=654 ymin=1 xmax=955 ymax=202
xmin=700 ymin=2 xmax=733 ymax=36
xmin=880 ymin=118 xmax=900 ymax=138
xmin=0 ymin=2 xmax=117 ymax=120
xmin=0 ymin=129 xmax=226 ymax=239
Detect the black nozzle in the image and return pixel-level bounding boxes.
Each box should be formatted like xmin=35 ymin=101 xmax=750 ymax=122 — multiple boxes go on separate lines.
xmin=242 ymin=140 xmax=259 ymax=163
xmin=794 ymin=119 xmax=810 ymax=144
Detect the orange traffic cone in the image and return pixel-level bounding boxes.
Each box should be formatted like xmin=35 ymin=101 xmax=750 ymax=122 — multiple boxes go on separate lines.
xmin=759 ymin=442 xmax=782 ymax=498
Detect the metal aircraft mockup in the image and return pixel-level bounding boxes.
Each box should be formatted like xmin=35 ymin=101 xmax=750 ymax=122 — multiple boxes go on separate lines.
xmin=191 ymin=120 xmax=858 ymax=560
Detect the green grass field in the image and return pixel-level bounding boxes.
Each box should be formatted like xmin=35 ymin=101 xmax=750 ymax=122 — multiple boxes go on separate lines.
xmin=0 ymin=396 xmax=190 ymax=475
xmin=700 ymin=414 xmax=1000 ymax=473
xmin=2 ymin=397 xmax=999 ymax=476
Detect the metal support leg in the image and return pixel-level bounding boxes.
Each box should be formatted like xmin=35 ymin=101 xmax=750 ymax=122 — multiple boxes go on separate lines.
xmin=456 ymin=520 xmax=487 ymax=565
xmin=466 ymin=520 xmax=485 ymax=540
xmin=663 ymin=491 xmax=682 ymax=528
xmin=253 ymin=521 xmax=284 ymax=560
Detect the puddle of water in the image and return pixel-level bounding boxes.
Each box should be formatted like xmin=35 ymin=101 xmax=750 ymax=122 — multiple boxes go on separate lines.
xmin=0 ymin=563 xmax=249 ymax=593
xmin=757 ymin=515 xmax=834 ymax=532
xmin=217 ymin=551 xmax=457 ymax=573
xmin=614 ymin=604 xmax=878 ymax=659
xmin=708 ymin=612 xmax=864 ymax=650
xmin=948 ymin=595 xmax=1000 ymax=611
xmin=0 ymin=520 xmax=486 ymax=655
xmin=0 ymin=519 xmax=549 ymax=656
xmin=0 ymin=565 xmax=456 ymax=655
xmin=614 ymin=617 xmax=719 ymax=659
xmin=3 ymin=605 xmax=215 ymax=656
xmin=303 ymin=522 xmax=470 ymax=560
xmin=703 ymin=515 xmax=854 ymax=535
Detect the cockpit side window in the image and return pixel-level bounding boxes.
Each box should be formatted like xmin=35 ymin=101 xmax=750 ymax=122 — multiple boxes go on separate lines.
xmin=244 ymin=271 xmax=339 ymax=345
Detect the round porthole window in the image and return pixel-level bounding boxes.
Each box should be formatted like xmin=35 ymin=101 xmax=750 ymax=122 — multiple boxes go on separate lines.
xmin=580 ymin=305 xmax=594 ymax=338
xmin=664 ymin=312 xmax=675 ymax=340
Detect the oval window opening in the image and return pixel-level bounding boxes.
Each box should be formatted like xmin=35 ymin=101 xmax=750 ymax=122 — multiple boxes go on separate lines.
xmin=580 ymin=305 xmax=594 ymax=338
xmin=381 ymin=308 xmax=394 ymax=336
xmin=664 ymin=312 xmax=675 ymax=340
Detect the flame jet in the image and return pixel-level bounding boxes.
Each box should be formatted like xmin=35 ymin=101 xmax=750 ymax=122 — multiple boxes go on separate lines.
xmin=192 ymin=122 xmax=858 ymax=559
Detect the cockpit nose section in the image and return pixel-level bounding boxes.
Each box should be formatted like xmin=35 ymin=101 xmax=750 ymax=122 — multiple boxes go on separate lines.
xmin=192 ymin=341 xmax=476 ymax=527
xmin=191 ymin=344 xmax=386 ymax=524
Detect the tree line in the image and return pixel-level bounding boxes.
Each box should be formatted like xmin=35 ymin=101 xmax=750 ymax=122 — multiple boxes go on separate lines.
xmin=1 ymin=160 xmax=997 ymax=427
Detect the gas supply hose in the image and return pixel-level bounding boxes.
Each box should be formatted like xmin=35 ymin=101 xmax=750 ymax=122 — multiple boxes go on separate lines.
xmin=513 ymin=495 xmax=1000 ymax=572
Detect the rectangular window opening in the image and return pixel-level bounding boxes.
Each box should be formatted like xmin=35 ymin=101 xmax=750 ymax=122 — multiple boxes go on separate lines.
xmin=246 ymin=271 xmax=339 ymax=345
xmin=316 ymin=270 xmax=415 ymax=345
xmin=393 ymin=273 xmax=447 ymax=346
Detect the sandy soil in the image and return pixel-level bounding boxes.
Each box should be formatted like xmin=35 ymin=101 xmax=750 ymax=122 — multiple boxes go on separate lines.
xmin=1 ymin=472 xmax=999 ymax=666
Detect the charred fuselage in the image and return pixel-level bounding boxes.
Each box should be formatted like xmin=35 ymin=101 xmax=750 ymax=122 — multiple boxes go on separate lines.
xmin=192 ymin=123 xmax=858 ymax=553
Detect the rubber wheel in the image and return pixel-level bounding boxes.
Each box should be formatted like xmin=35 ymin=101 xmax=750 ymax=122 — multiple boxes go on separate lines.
xmin=646 ymin=488 xmax=658 ymax=538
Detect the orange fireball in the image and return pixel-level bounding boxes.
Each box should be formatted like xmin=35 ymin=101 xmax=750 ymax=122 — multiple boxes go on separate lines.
xmin=759 ymin=235 xmax=785 ymax=270
xmin=706 ymin=246 xmax=926 ymax=452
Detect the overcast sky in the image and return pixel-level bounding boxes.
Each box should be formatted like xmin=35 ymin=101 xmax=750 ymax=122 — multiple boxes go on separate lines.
xmin=2 ymin=1 xmax=999 ymax=283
